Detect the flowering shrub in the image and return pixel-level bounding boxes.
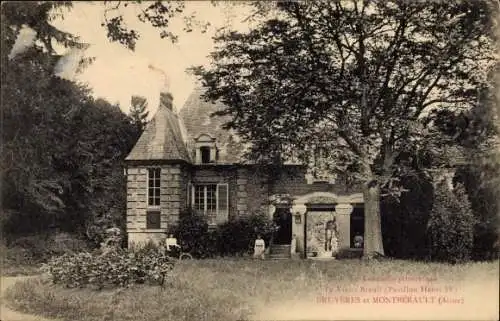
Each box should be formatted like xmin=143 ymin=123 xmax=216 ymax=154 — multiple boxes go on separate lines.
xmin=43 ymin=245 xmax=174 ymax=289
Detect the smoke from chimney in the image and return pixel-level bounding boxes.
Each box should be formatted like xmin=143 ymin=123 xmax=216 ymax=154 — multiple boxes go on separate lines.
xmin=148 ymin=64 xmax=173 ymax=111
xmin=148 ymin=64 xmax=171 ymax=92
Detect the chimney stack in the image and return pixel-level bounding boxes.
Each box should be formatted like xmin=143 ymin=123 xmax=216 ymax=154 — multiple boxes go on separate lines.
xmin=160 ymin=92 xmax=173 ymax=111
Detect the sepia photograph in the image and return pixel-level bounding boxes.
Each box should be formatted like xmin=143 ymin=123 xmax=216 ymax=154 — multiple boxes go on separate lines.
xmin=1 ymin=1 xmax=499 ymax=320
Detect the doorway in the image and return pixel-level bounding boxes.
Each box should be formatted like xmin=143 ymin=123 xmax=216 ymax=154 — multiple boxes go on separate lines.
xmin=350 ymin=206 xmax=364 ymax=248
xmin=304 ymin=209 xmax=337 ymax=258
xmin=273 ymin=207 xmax=292 ymax=244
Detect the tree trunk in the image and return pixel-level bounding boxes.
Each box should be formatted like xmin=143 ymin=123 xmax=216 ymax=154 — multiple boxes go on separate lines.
xmin=362 ymin=176 xmax=385 ymax=259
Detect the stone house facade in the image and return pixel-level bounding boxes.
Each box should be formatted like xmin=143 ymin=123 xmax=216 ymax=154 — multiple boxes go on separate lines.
xmin=125 ymin=89 xmax=365 ymax=258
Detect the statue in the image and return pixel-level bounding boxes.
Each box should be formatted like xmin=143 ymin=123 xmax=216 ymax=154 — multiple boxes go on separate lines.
xmin=325 ymin=219 xmax=338 ymax=255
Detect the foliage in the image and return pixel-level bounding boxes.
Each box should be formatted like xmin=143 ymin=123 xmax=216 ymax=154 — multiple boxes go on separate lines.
xmin=171 ymin=209 xmax=276 ymax=257
xmin=8 ymin=233 xmax=89 ymax=259
xmin=427 ymin=62 xmax=500 ymax=261
xmin=0 ymin=2 xmax=85 ymax=54
xmin=456 ymin=163 xmax=500 ymax=261
xmin=1 ymin=2 xmax=138 ymax=244
xmin=427 ymin=182 xmax=476 ymax=263
xmin=192 ymin=0 xmax=497 ymax=257
xmin=43 ymin=245 xmax=175 ymax=289
xmin=216 ymin=212 xmax=275 ymax=256
xmin=101 ymin=1 xmax=212 ymax=50
xmin=1 ymin=233 xmax=89 ymax=276
xmin=381 ymin=173 xmax=433 ymax=259
xmin=170 ymin=209 xmax=218 ymax=258
xmin=129 ymin=95 xmax=150 ymax=135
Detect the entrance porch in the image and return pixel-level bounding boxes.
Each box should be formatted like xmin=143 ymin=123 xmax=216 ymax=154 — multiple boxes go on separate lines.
xmin=268 ymin=192 xmax=364 ymax=259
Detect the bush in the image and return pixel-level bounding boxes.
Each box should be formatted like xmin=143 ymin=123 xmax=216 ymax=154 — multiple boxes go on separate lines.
xmin=43 ymin=245 xmax=175 ymax=289
xmin=3 ymin=233 xmax=90 ymax=266
xmin=216 ymin=213 xmax=275 ymax=256
xmin=427 ymin=182 xmax=476 ymax=263
xmin=170 ymin=209 xmax=276 ymax=258
xmin=381 ymin=173 xmax=433 ymax=259
xmin=171 ymin=209 xmax=218 ymax=259
xmin=455 ymin=165 xmax=500 ymax=261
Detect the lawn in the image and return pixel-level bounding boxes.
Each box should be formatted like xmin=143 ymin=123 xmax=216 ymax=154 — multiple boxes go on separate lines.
xmin=4 ymin=258 xmax=499 ymax=321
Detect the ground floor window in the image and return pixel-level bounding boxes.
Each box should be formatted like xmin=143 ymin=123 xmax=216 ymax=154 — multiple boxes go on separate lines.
xmin=147 ymin=168 xmax=161 ymax=206
xmin=190 ymin=183 xmax=228 ymax=224
xmin=194 ymin=185 xmax=217 ymax=212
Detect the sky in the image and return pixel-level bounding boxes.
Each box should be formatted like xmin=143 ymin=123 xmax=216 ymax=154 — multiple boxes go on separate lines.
xmin=50 ymin=1 xmax=253 ymax=114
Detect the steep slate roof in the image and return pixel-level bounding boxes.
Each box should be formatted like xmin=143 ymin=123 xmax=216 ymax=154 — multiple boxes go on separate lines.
xmin=126 ymin=93 xmax=191 ymax=162
xmin=126 ymin=88 xmax=303 ymax=165
xmin=179 ymin=87 xmax=247 ymax=164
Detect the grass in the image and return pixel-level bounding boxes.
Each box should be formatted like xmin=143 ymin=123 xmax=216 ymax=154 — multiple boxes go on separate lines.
xmin=1 ymin=245 xmax=44 ymax=276
xmin=1 ymin=263 xmax=42 ymax=276
xmin=4 ymin=258 xmax=499 ymax=321
xmin=1 ymin=234 xmax=90 ymax=276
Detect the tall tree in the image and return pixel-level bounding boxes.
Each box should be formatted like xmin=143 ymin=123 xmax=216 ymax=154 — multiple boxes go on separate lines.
xmin=193 ymin=0 xmax=497 ymax=258
xmin=129 ymin=95 xmax=149 ymax=135
xmin=1 ymin=2 xmax=138 ymax=241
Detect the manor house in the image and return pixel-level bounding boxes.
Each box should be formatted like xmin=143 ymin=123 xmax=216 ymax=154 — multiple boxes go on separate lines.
xmin=125 ymin=89 xmax=365 ymax=259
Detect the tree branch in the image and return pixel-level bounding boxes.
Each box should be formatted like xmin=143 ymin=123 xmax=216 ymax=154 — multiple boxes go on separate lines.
xmin=324 ymin=114 xmax=362 ymax=156
xmin=421 ymin=97 xmax=471 ymax=109
xmin=376 ymin=11 xmax=407 ymax=98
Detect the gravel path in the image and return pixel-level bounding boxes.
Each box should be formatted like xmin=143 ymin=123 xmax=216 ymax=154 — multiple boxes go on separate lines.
xmin=0 ymin=276 xmax=55 ymax=321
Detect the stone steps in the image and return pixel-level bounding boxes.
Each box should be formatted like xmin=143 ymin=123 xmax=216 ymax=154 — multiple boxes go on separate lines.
xmin=268 ymin=244 xmax=291 ymax=259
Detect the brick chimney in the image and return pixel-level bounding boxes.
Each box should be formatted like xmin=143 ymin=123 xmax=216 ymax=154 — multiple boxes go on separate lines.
xmin=159 ymin=92 xmax=173 ymax=111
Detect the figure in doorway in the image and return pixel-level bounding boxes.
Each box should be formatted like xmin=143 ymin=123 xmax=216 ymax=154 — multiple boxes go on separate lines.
xmin=354 ymin=233 xmax=364 ymax=249
xmin=325 ymin=219 xmax=339 ymax=253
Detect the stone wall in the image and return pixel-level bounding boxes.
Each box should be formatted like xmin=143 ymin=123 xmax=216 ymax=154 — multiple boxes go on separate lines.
xmin=127 ymin=164 xmax=184 ymax=247
xmin=126 ymin=163 xmax=363 ymax=250
xmin=235 ymin=167 xmax=270 ymax=218
xmin=161 ymin=164 xmax=183 ymax=228
xmin=188 ymin=165 xmax=360 ymax=220
xmin=126 ymin=167 xmax=147 ymax=237
xmin=271 ymin=166 xmax=361 ymax=197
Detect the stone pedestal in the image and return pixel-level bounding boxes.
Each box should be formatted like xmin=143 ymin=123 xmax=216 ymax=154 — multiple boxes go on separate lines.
xmin=335 ymin=203 xmax=353 ymax=250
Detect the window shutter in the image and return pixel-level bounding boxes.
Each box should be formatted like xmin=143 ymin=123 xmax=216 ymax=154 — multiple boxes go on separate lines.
xmin=216 ymin=183 xmax=229 ymax=224
xmin=187 ymin=182 xmax=192 ymax=208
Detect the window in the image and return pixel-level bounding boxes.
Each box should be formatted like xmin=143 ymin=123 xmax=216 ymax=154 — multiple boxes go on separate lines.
xmin=146 ymin=210 xmax=161 ymax=229
xmin=148 ymin=168 xmax=161 ymax=206
xmin=194 ymin=134 xmax=217 ymax=164
xmin=200 ymin=146 xmax=211 ymax=163
xmin=190 ymin=183 xmax=229 ymax=224
xmin=194 ymin=184 xmax=216 ymax=211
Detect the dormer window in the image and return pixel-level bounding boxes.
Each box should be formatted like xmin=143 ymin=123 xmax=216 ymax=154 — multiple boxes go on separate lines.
xmin=200 ymin=146 xmax=211 ymax=163
xmin=195 ymin=134 xmax=217 ymax=164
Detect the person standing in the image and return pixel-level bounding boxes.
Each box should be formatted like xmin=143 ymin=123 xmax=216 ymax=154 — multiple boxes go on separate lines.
xmin=253 ymin=234 xmax=266 ymax=259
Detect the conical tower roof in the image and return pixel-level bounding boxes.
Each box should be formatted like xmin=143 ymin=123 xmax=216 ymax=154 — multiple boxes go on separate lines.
xmin=126 ymin=92 xmax=190 ymax=162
